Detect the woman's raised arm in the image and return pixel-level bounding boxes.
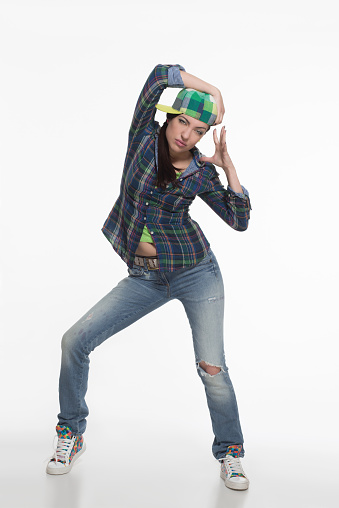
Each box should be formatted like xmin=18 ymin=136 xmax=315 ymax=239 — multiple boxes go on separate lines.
xmin=128 ymin=64 xmax=185 ymax=140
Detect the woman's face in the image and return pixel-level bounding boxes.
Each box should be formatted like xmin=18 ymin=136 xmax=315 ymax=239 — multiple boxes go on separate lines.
xmin=165 ymin=114 xmax=209 ymax=155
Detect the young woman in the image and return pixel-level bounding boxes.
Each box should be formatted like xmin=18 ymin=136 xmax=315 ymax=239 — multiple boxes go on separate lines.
xmin=46 ymin=64 xmax=251 ymax=491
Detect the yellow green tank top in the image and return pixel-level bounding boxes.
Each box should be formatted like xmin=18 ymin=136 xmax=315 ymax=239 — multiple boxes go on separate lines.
xmin=140 ymin=172 xmax=181 ymax=243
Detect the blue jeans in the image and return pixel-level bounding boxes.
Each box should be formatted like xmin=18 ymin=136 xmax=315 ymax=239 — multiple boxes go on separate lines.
xmin=57 ymin=248 xmax=244 ymax=459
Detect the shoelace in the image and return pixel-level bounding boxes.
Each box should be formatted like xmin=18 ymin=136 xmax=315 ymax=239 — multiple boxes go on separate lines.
xmin=223 ymin=456 xmax=246 ymax=477
xmin=52 ymin=435 xmax=75 ymax=463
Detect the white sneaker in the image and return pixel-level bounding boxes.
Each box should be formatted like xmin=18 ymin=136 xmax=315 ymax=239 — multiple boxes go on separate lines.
xmin=46 ymin=425 xmax=86 ymax=475
xmin=220 ymin=451 xmax=249 ymax=490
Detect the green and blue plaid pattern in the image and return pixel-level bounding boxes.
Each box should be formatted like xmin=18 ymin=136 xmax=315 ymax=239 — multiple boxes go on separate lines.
xmin=172 ymin=88 xmax=217 ymax=125
xmin=102 ymin=65 xmax=251 ymax=272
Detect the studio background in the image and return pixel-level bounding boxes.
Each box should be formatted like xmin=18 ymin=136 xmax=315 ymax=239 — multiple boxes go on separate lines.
xmin=1 ymin=1 xmax=338 ymax=507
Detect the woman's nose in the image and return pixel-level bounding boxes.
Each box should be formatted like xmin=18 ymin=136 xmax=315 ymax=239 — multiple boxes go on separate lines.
xmin=181 ymin=128 xmax=190 ymax=140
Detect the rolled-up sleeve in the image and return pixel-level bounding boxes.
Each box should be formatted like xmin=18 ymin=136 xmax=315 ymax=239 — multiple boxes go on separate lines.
xmin=227 ymin=184 xmax=250 ymax=200
xmin=168 ymin=65 xmax=185 ymax=88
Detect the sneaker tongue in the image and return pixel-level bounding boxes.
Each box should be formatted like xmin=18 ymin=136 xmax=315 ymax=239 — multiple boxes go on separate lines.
xmin=225 ymin=444 xmax=242 ymax=457
xmin=56 ymin=425 xmax=73 ymax=439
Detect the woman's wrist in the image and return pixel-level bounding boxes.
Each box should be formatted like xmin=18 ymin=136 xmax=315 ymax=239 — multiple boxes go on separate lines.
xmin=222 ymin=161 xmax=236 ymax=173
xmin=222 ymin=166 xmax=243 ymax=194
xmin=180 ymin=71 xmax=216 ymax=95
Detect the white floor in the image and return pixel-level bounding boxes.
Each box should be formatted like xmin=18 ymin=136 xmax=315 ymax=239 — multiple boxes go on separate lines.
xmin=1 ymin=426 xmax=336 ymax=508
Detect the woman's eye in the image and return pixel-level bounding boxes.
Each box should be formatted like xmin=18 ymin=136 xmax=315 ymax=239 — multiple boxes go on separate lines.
xmin=196 ymin=131 xmax=203 ymax=135
xmin=179 ymin=118 xmax=186 ymax=124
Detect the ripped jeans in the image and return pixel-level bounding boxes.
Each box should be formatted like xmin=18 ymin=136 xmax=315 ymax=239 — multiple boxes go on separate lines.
xmin=58 ymin=248 xmax=244 ymax=459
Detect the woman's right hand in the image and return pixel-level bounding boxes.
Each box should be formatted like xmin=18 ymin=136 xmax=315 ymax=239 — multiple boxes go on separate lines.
xmin=212 ymin=88 xmax=225 ymax=125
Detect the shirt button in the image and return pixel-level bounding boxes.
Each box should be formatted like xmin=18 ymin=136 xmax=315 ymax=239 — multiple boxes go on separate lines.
xmin=150 ymin=191 xmax=153 ymax=194
xmin=144 ymin=217 xmax=146 ymax=220
xmin=150 ymin=231 xmax=154 ymax=235
xmin=146 ymin=202 xmax=149 ymax=205
xmin=179 ymin=178 xmax=183 ymax=181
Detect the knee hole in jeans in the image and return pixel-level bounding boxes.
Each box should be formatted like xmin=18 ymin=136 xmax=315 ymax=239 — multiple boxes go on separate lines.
xmin=199 ymin=361 xmax=221 ymax=376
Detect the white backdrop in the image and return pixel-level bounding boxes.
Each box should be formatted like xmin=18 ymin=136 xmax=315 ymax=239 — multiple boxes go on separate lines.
xmin=1 ymin=1 xmax=338 ymax=507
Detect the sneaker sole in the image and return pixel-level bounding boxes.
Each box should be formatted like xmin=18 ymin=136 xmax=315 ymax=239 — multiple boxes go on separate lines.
xmin=46 ymin=442 xmax=86 ymax=475
xmin=220 ymin=470 xmax=249 ymax=491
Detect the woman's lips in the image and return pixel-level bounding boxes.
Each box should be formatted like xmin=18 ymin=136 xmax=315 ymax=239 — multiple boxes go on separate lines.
xmin=175 ymin=139 xmax=187 ymax=147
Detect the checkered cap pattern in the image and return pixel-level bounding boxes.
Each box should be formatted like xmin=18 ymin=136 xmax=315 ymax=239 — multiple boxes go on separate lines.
xmin=172 ymin=88 xmax=217 ymax=125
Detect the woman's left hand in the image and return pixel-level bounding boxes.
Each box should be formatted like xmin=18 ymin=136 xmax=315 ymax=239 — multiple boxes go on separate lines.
xmin=199 ymin=126 xmax=235 ymax=171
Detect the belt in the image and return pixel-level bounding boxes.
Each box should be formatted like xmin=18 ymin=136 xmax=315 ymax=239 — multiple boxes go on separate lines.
xmin=134 ymin=255 xmax=159 ymax=270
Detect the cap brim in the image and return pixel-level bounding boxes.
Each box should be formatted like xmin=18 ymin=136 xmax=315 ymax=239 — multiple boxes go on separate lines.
xmin=155 ymin=104 xmax=181 ymax=114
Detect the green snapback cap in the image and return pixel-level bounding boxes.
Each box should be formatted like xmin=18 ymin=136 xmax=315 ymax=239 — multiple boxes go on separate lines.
xmin=156 ymin=88 xmax=217 ymax=126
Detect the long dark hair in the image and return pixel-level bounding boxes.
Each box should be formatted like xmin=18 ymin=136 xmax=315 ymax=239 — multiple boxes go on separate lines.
xmin=156 ymin=113 xmax=181 ymax=190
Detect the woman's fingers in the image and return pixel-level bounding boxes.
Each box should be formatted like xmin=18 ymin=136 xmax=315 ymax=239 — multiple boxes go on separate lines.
xmin=199 ymin=156 xmax=213 ymax=163
xmin=213 ymin=128 xmax=219 ymax=145
xmin=213 ymin=90 xmax=225 ymax=125
xmin=224 ymin=127 xmax=228 ymax=149
xmin=221 ymin=125 xmax=226 ymax=143
xmin=215 ymin=110 xmax=224 ymax=125
xmin=216 ymin=110 xmax=222 ymax=125
xmin=219 ymin=99 xmax=225 ymax=124
xmin=221 ymin=126 xmax=228 ymax=153
xmin=214 ymin=127 xmax=226 ymax=144
xmin=212 ymin=126 xmax=228 ymax=151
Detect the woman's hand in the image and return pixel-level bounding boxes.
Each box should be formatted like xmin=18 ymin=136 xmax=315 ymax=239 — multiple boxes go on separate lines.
xmin=212 ymin=89 xmax=225 ymax=125
xmin=200 ymin=126 xmax=234 ymax=170
xmin=200 ymin=127 xmax=244 ymax=194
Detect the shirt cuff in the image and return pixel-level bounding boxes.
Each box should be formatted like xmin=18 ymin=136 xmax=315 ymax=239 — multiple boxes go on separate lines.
xmin=168 ymin=65 xmax=185 ymax=88
xmin=227 ymin=185 xmax=249 ymax=199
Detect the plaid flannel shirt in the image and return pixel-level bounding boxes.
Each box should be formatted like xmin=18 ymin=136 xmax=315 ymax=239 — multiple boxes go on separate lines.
xmin=102 ymin=64 xmax=251 ymax=272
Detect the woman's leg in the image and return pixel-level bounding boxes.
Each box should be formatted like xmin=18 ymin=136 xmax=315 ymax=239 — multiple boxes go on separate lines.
xmin=58 ymin=267 xmax=169 ymax=435
xmin=174 ymin=249 xmax=244 ymax=459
